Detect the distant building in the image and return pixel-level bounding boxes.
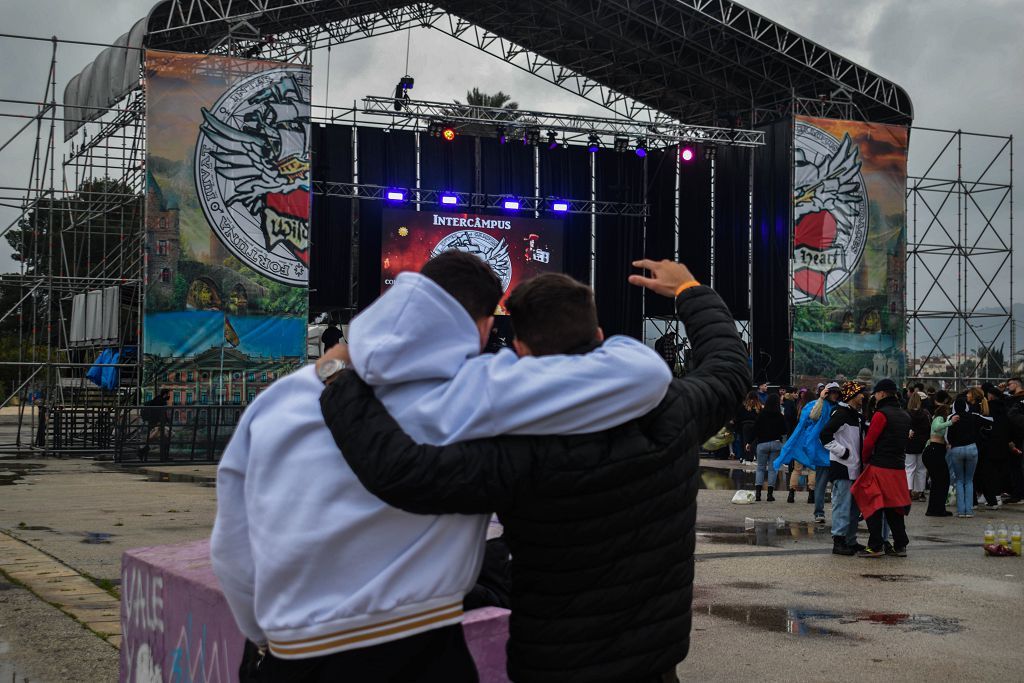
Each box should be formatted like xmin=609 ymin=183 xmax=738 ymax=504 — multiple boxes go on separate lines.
xmin=146 ymin=171 xmax=180 ymax=298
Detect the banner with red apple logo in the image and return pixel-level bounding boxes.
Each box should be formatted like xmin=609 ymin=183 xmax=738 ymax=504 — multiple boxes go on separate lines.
xmin=792 ymin=117 xmax=908 ymax=389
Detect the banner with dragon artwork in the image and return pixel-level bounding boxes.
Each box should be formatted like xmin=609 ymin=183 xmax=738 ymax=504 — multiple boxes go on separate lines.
xmin=143 ymin=50 xmax=309 ymax=425
xmin=791 ymin=116 xmax=908 ymax=389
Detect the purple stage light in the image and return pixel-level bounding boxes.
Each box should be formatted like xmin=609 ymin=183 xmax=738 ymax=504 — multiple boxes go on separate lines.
xmin=440 ymin=194 xmax=459 ymax=206
xmin=635 ymin=147 xmax=647 ymax=158
xmin=552 ymin=201 xmax=569 ymax=213
xmin=503 ymin=199 xmax=521 ymax=211
xmin=386 ymin=190 xmax=405 ymax=202
xmin=680 ymin=147 xmax=696 ymax=162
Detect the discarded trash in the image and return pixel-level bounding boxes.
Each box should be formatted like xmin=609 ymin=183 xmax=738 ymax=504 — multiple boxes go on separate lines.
xmin=731 ymin=490 xmax=756 ymax=505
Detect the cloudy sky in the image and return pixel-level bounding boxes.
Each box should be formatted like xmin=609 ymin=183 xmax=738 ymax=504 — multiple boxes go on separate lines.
xmin=0 ymin=0 xmax=1019 ymax=353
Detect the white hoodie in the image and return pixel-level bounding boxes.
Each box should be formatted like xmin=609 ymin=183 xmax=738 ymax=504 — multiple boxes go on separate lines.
xmin=211 ymin=272 xmax=671 ymax=659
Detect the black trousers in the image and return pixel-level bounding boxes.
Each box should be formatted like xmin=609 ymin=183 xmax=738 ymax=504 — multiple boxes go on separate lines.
xmin=974 ymin=447 xmax=1003 ymax=505
xmin=1008 ymin=450 xmax=1024 ymax=500
xmin=922 ymin=442 xmax=949 ymax=515
xmin=252 ymin=625 xmax=479 ymax=683
xmin=866 ymin=508 xmax=909 ymax=551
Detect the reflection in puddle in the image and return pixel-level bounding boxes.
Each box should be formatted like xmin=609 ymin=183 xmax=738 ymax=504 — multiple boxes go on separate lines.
xmin=697 ymin=518 xmax=831 ymax=547
xmin=860 ymin=574 xmax=931 ymax=583
xmin=699 ymin=466 xmax=755 ymax=490
xmin=0 ymin=462 xmax=45 ymax=486
xmin=81 ymin=532 xmax=113 ymax=544
xmin=697 ymin=604 xmax=962 ymax=638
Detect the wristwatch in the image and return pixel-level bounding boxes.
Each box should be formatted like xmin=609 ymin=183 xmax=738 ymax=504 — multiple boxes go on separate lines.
xmin=317 ymin=358 xmax=348 ymax=384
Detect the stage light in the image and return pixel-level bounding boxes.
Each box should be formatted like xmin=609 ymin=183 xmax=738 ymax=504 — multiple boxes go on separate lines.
xmin=551 ymin=200 xmax=569 ymax=213
xmin=386 ymin=190 xmax=406 ymax=202
xmin=524 ymin=127 xmax=541 ymax=146
xmin=442 ymin=127 xmax=457 ymax=142
xmin=613 ymin=136 xmax=629 ymax=153
xmin=503 ymin=199 xmax=521 ymax=211
xmin=703 ymin=145 xmax=717 ymax=161
xmin=440 ymin=193 xmax=459 ymax=206
xmin=393 ymin=75 xmax=414 ymax=111
xmin=547 ymin=131 xmax=559 ymax=150
xmin=635 ymin=138 xmax=648 ymax=158
xmin=587 ymin=133 xmax=600 ymax=153
xmin=680 ymin=146 xmax=696 ymax=162
xmin=496 ymin=125 xmax=507 ymax=144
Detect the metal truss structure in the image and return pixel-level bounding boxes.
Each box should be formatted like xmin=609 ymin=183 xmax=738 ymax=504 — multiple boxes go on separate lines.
xmin=360 ymin=97 xmax=766 ymax=148
xmin=907 ymin=127 xmax=1016 ymax=388
xmin=314 ymin=182 xmax=648 ymax=217
xmin=0 ymin=0 xmax=923 ymax=457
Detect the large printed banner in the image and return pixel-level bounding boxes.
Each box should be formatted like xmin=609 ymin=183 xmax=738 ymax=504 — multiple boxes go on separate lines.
xmin=381 ymin=209 xmax=565 ymax=315
xmin=792 ymin=116 xmax=908 ymax=388
xmin=144 ymin=50 xmax=310 ymax=415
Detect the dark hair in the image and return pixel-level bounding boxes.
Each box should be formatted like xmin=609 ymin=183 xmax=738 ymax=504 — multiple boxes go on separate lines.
xmin=763 ymin=393 xmax=782 ymax=414
xmin=420 ymin=250 xmax=503 ymax=321
xmin=505 ymin=274 xmax=598 ymax=356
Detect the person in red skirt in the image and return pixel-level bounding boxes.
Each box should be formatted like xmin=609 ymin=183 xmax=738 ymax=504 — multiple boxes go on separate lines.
xmin=853 ymin=378 xmax=913 ymax=558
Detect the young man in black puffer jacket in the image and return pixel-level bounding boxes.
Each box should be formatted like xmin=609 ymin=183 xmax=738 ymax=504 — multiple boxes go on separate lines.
xmin=320 ymin=259 xmax=749 ymax=683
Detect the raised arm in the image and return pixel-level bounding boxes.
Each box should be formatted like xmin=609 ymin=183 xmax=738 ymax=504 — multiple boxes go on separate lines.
xmin=320 ymin=373 xmax=536 ymax=514
xmin=630 ymin=260 xmax=750 ymax=444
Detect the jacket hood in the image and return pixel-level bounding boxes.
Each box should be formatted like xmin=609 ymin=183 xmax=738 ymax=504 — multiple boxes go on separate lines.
xmin=348 ymin=272 xmax=482 ymax=386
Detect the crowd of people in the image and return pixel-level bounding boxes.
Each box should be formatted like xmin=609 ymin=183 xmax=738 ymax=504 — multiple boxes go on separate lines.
xmin=719 ymin=377 xmax=1024 ymax=556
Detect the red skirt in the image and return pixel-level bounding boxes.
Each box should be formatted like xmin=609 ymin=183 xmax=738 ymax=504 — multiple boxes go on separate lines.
xmin=851 ymin=465 xmax=912 ymax=520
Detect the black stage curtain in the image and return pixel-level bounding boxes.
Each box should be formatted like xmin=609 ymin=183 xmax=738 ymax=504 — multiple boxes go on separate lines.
xmin=421 ymin=131 xmax=474 ymax=193
xmin=714 ymin=146 xmax=752 ymax=320
xmin=645 ymin=145 xmax=713 ymax=318
xmin=539 ymin=145 xmax=592 ymax=284
xmin=680 ymin=146 xmax=713 ymax=286
xmin=356 ymin=128 xmax=416 ymax=310
xmin=309 ymin=123 xmax=353 ymax=316
xmin=481 ymin=138 xmax=534 ymax=198
xmin=751 ymin=119 xmax=793 ymax=385
xmin=594 ymin=152 xmax=645 ymax=339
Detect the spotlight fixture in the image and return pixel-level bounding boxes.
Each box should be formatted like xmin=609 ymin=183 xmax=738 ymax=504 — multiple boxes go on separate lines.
xmin=442 ymin=126 xmax=457 ymax=142
xmin=613 ymin=136 xmax=629 ymax=153
xmin=393 ymin=75 xmax=414 ymax=111
xmin=547 ymin=131 xmax=559 ymax=150
xmin=680 ymin=146 xmax=696 ymax=162
xmin=440 ymin=193 xmax=459 ymax=206
xmin=551 ymin=200 xmax=570 ymax=213
xmin=587 ymin=133 xmax=600 ymax=153
xmin=703 ymin=145 xmax=717 ymax=161
xmin=524 ymin=127 xmax=541 ymax=146
xmin=385 ymin=190 xmax=406 ymax=202
xmin=503 ymin=198 xmax=521 ymax=211
xmin=635 ymin=138 xmax=648 ymax=158
xmin=496 ymin=125 xmax=508 ymax=144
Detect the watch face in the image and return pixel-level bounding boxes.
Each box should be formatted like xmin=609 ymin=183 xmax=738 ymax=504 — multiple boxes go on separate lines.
xmin=318 ymin=359 xmax=346 ymax=382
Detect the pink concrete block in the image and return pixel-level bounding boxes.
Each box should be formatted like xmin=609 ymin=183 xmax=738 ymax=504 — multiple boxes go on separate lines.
xmin=119 ymin=539 xmax=510 ymax=682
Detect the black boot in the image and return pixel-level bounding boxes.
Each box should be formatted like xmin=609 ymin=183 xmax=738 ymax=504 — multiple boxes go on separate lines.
xmin=787 ymin=489 xmax=796 ymax=503
xmin=755 ymin=486 xmax=762 ymax=502
xmin=807 ymin=489 xmax=815 ymax=504
xmin=767 ymin=486 xmax=775 ymax=502
xmin=832 ymin=536 xmax=856 ymax=556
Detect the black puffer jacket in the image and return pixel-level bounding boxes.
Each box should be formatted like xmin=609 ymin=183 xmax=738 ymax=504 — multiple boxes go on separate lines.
xmin=321 ymin=286 xmax=749 ymax=683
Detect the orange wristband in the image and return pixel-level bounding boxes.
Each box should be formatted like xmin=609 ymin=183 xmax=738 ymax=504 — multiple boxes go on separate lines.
xmin=674 ymin=280 xmax=701 ymax=297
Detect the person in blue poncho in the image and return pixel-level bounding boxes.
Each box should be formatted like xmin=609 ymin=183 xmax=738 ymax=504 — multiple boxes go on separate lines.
xmin=775 ymin=382 xmax=842 ymax=521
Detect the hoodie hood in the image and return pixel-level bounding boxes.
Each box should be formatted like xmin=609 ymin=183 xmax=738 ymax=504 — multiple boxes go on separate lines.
xmin=349 ymin=272 xmax=482 ymax=385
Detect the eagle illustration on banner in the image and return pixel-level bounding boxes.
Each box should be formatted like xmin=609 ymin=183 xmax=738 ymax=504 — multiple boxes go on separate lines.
xmin=792 ymin=123 xmax=868 ymax=304
xmin=195 ymin=67 xmax=311 ymax=287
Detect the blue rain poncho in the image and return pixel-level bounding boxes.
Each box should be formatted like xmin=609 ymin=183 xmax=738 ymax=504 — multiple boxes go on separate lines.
xmin=773 ymin=399 xmax=836 ymax=471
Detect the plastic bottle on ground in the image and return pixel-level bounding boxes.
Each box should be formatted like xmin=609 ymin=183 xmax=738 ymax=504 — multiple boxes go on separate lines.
xmin=1011 ymin=525 xmax=1022 ymax=557
xmin=996 ymin=523 xmax=1009 ymax=548
xmin=983 ymin=523 xmax=995 ymax=545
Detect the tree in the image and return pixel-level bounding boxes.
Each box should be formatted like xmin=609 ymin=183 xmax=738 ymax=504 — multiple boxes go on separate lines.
xmin=974 ymin=344 xmax=1007 ymax=380
xmin=459 ymin=88 xmax=519 ymax=111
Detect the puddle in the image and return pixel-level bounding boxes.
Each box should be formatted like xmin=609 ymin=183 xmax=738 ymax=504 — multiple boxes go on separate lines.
xmin=697 ymin=518 xmax=831 ymax=547
xmin=81 ymin=532 xmax=114 ymax=544
xmin=696 ymin=603 xmax=962 ymax=638
xmin=861 ymin=574 xmax=931 ymax=583
xmin=699 ymin=466 xmax=755 ymax=490
xmin=721 ymin=581 xmax=775 ymax=590
xmin=0 ymin=462 xmax=46 ymax=486
xmin=0 ymin=582 xmax=13 ymax=591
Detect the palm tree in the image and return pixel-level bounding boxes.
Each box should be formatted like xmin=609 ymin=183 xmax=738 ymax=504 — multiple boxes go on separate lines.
xmin=459 ymin=88 xmax=519 ymax=111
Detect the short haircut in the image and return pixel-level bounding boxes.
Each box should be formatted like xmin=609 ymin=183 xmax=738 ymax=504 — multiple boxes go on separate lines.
xmin=505 ymin=274 xmax=599 ymax=356
xmin=420 ymin=250 xmax=503 ymax=321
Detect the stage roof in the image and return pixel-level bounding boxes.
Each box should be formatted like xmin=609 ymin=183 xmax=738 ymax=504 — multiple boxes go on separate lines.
xmin=63 ymin=0 xmax=913 ymax=141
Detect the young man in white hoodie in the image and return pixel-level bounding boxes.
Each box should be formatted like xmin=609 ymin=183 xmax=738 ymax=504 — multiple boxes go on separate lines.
xmin=210 ymin=251 xmax=672 ymax=681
